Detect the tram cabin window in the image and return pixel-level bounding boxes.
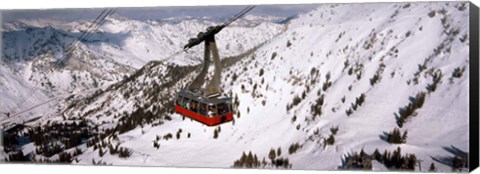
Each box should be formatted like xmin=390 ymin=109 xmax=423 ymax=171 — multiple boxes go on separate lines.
xmin=177 ymin=96 xmax=183 ymax=106
xmin=190 ymin=100 xmax=199 ymax=113
xmin=185 ymin=98 xmax=189 ymax=109
xmin=217 ymin=103 xmax=230 ymax=115
xmin=181 ymin=98 xmax=189 ymax=109
xmin=208 ymin=105 xmax=217 ymax=117
xmin=199 ymin=103 xmax=208 ymax=116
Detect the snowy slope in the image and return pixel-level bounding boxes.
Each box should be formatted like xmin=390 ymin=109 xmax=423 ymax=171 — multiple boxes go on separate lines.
xmin=2 ymin=2 xmax=471 ymax=172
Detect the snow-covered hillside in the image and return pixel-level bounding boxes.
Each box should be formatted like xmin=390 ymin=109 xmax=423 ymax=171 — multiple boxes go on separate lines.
xmin=1 ymin=2 xmax=471 ymax=172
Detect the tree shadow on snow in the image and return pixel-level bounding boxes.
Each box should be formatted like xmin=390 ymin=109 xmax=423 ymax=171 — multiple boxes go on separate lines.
xmin=442 ymin=145 xmax=468 ymax=158
xmin=408 ymin=96 xmax=416 ymax=103
xmin=431 ymin=155 xmax=453 ymax=167
xmin=338 ymin=153 xmax=352 ymax=169
xmin=430 ymin=145 xmax=468 ymax=169
xmin=378 ymin=131 xmax=389 ymax=142
xmin=394 ymin=112 xmax=401 ymax=126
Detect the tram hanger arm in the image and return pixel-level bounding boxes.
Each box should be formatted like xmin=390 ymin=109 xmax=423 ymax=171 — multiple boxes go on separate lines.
xmin=183 ymin=5 xmax=256 ymax=51
xmin=183 ymin=25 xmax=225 ymax=51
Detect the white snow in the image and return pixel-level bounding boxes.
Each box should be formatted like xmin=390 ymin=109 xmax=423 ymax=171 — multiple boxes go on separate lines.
xmin=1 ymin=2 xmax=472 ymax=172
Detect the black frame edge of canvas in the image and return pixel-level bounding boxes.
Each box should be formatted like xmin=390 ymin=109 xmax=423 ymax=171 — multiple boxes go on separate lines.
xmin=469 ymin=1 xmax=479 ymax=172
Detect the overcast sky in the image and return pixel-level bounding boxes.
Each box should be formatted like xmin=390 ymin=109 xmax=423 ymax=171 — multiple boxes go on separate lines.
xmin=1 ymin=4 xmax=319 ymax=23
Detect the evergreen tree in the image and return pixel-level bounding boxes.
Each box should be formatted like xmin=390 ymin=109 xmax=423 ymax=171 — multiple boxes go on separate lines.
xmin=382 ymin=150 xmax=391 ymax=166
xmin=429 ymin=162 xmax=436 ymax=172
xmin=326 ymin=134 xmax=335 ymax=145
xmin=372 ymin=148 xmax=381 ymax=161
xmin=387 ymin=127 xmax=406 ymax=144
xmin=406 ymin=154 xmax=417 ymax=170
xmin=119 ymin=147 xmax=132 ymax=158
xmin=253 ymin=154 xmax=259 ymax=167
xmin=401 ymin=130 xmax=408 ymax=143
xmin=246 ymin=151 xmax=254 ymax=168
xmin=98 ymin=147 xmax=104 ymax=157
xmin=288 ymin=143 xmax=301 ymax=154
xmin=360 ymin=148 xmax=366 ymax=158
xmin=452 ymin=155 xmax=464 ymax=171
xmin=213 ymin=129 xmax=219 ymax=139
xmin=391 ymin=147 xmax=402 ymax=168
xmin=330 ymin=126 xmax=339 ymax=135
xmin=240 ymin=152 xmax=247 ymax=164
xmin=269 ymin=148 xmax=276 ymax=162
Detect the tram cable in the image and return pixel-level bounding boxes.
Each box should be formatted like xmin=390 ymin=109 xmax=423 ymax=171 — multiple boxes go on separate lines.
xmin=4 ymin=6 xmax=256 ymax=125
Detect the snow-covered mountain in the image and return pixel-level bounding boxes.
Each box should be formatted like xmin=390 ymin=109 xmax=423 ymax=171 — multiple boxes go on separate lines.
xmin=1 ymin=2 xmax=472 ymax=172
xmin=0 ymin=14 xmax=283 ymax=124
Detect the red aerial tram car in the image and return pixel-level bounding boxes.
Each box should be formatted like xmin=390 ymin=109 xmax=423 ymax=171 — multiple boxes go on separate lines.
xmin=173 ymin=6 xmax=254 ymax=126
xmin=175 ymin=91 xmax=233 ymax=126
